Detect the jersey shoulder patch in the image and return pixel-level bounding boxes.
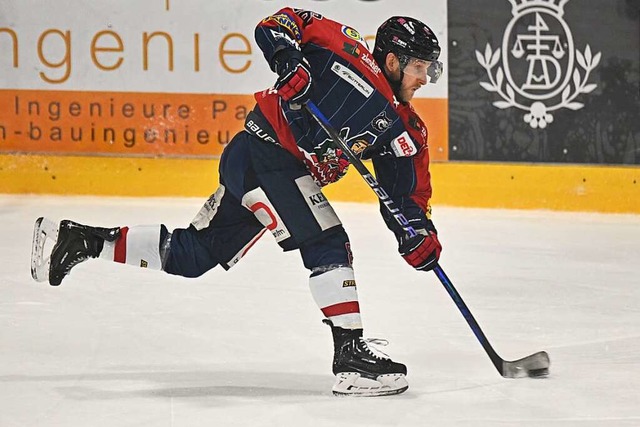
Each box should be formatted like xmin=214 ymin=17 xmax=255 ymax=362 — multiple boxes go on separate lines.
xmin=390 ymin=131 xmax=418 ymax=157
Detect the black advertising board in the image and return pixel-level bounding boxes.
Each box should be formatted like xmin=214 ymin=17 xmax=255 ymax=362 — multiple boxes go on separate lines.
xmin=448 ymin=0 xmax=639 ymax=164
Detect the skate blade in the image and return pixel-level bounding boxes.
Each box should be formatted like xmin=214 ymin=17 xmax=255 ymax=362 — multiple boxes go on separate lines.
xmin=332 ymin=372 xmax=408 ymax=397
xmin=30 ymin=217 xmax=59 ymax=282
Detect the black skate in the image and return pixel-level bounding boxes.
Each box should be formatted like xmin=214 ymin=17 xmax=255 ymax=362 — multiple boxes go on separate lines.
xmin=31 ymin=218 xmax=119 ymax=286
xmin=324 ymin=319 xmax=408 ymax=397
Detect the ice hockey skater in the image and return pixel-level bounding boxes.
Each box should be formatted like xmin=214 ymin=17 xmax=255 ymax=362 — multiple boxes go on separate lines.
xmin=31 ymin=7 xmax=444 ymax=396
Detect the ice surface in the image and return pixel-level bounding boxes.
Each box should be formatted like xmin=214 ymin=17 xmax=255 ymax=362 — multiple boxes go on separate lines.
xmin=1 ymin=195 xmax=639 ymax=426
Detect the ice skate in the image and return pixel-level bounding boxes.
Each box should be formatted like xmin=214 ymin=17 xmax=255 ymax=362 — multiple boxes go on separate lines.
xmin=324 ymin=319 xmax=408 ymax=397
xmin=31 ymin=218 xmax=119 ymax=286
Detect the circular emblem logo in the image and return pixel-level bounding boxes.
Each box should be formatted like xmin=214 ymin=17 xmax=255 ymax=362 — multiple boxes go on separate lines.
xmin=502 ymin=8 xmax=575 ymax=100
xmin=476 ymin=0 xmax=600 ymax=129
xmin=341 ymin=26 xmax=363 ymax=42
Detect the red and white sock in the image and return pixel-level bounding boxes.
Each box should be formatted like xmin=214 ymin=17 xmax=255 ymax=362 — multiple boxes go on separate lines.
xmin=99 ymin=225 xmax=163 ymax=270
xmin=309 ymin=266 xmax=362 ymax=329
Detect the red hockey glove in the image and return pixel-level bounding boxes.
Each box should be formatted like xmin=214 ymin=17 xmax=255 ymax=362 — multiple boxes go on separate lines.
xmin=398 ymin=229 xmax=442 ymax=271
xmin=273 ymin=49 xmax=313 ymax=104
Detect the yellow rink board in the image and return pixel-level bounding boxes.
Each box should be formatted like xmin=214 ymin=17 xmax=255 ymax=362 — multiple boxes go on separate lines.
xmin=1 ymin=154 xmax=638 ymax=213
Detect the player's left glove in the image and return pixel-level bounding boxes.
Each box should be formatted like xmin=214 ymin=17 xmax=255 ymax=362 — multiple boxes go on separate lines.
xmin=398 ymin=226 xmax=441 ymax=271
xmin=272 ymin=48 xmax=313 ymax=104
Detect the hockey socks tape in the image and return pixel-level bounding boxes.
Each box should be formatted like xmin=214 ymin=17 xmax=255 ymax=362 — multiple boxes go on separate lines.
xmin=101 ymin=225 xmax=163 ymax=270
xmin=309 ymin=266 xmax=362 ymax=329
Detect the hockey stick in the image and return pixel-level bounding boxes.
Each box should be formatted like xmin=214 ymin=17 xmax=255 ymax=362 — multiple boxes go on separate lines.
xmin=305 ymin=101 xmax=549 ymax=378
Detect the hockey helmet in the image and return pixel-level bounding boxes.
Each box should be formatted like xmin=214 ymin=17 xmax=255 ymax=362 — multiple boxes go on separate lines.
xmin=373 ymin=17 xmax=442 ymax=83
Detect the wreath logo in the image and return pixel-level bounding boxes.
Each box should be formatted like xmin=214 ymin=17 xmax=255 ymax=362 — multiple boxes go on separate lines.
xmin=476 ymin=0 xmax=600 ymax=128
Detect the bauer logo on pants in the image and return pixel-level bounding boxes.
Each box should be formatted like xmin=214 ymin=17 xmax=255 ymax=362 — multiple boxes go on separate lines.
xmin=476 ymin=0 xmax=600 ymax=129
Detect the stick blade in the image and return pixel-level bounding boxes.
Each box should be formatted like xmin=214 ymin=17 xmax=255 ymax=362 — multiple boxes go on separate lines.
xmin=502 ymin=351 xmax=550 ymax=378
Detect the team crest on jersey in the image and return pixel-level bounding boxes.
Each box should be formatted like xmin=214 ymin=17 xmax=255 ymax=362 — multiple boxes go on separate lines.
xmin=317 ymin=128 xmax=376 ymax=157
xmin=350 ymin=139 xmax=370 ymax=155
xmin=262 ymin=13 xmax=302 ymax=41
xmin=476 ymin=0 xmax=600 ymax=128
xmin=372 ymin=112 xmax=392 ymax=132
xmin=347 ymin=130 xmax=377 ymax=156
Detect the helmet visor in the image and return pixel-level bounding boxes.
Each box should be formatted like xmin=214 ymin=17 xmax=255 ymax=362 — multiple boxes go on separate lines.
xmin=400 ymin=55 xmax=443 ymax=84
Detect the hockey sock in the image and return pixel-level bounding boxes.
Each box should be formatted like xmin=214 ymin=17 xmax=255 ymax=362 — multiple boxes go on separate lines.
xmin=99 ymin=225 xmax=163 ymax=270
xmin=309 ymin=266 xmax=362 ymax=329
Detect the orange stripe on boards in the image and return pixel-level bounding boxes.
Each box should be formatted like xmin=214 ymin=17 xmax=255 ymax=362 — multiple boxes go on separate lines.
xmin=0 ymin=89 xmax=448 ymax=160
xmin=0 ymin=89 xmax=256 ymax=157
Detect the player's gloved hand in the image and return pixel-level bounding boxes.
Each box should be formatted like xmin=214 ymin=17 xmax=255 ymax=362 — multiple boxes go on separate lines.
xmin=272 ymin=48 xmax=313 ymax=104
xmin=398 ymin=227 xmax=442 ymax=271
xmin=314 ymin=147 xmax=350 ymax=184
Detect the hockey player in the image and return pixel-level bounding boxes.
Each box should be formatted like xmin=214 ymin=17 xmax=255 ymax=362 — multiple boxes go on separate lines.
xmin=31 ymin=8 xmax=443 ymax=397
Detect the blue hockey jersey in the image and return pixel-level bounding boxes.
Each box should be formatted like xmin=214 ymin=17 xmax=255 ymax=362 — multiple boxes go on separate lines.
xmin=254 ymin=7 xmax=434 ymax=237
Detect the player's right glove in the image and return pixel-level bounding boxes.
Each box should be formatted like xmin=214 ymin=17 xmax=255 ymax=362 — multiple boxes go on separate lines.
xmin=398 ymin=227 xmax=442 ymax=271
xmin=272 ymin=48 xmax=313 ymax=104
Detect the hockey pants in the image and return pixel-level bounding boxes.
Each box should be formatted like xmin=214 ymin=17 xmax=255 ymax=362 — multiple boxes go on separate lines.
xmin=163 ymin=130 xmax=352 ymax=277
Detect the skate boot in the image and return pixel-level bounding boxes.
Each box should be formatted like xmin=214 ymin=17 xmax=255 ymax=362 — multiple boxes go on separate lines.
xmin=324 ymin=319 xmax=408 ymax=397
xmin=49 ymin=220 xmax=120 ymax=286
xmin=31 ymin=218 xmax=120 ymax=286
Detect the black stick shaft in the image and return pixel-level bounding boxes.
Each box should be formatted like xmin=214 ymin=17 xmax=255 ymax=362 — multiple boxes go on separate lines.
xmin=305 ymin=101 xmax=505 ymax=375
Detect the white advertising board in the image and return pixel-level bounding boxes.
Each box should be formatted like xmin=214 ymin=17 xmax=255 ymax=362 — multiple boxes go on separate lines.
xmin=0 ymin=0 xmax=447 ymax=97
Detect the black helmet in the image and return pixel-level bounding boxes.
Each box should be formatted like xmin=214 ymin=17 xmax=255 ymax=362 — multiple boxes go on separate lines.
xmin=373 ymin=16 xmax=441 ymax=65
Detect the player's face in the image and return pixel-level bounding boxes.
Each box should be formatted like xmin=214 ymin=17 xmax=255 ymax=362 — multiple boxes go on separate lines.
xmin=385 ymin=53 xmax=438 ymax=103
xmin=398 ymin=56 xmax=444 ymax=102
xmin=398 ymin=63 xmax=428 ymax=102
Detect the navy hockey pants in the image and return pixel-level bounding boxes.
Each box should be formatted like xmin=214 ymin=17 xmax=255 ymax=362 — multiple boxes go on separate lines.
xmin=163 ymin=131 xmax=351 ymax=278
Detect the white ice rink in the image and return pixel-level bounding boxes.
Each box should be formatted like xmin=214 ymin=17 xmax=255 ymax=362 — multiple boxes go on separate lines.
xmin=1 ymin=195 xmax=639 ymax=427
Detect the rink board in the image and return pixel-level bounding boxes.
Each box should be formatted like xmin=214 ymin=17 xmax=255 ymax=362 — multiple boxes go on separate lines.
xmin=1 ymin=154 xmax=637 ymax=213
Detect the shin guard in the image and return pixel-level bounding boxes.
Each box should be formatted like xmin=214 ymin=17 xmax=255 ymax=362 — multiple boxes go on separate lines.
xmin=100 ymin=225 xmax=163 ymax=270
xmin=309 ymin=266 xmax=362 ymax=329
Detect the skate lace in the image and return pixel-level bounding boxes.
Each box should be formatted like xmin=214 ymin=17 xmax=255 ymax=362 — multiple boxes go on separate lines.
xmin=360 ymin=337 xmax=391 ymax=360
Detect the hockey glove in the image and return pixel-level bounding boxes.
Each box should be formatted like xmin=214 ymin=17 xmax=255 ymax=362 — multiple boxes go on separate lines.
xmin=272 ymin=48 xmax=313 ymax=104
xmin=398 ymin=229 xmax=441 ymax=271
